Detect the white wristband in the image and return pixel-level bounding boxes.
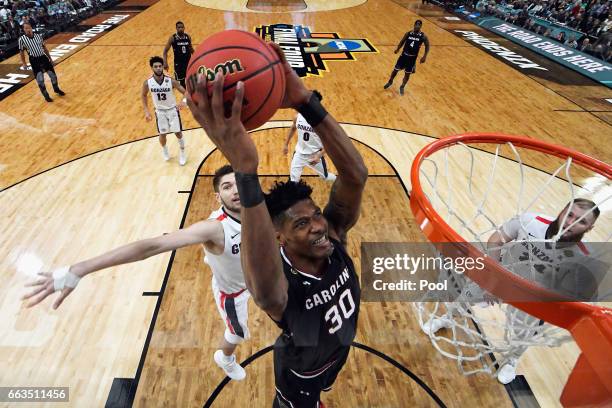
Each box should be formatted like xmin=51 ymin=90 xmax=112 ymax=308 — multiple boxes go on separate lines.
xmin=182 ymin=97 xmax=187 ymax=103
xmin=52 ymin=266 xmax=81 ymax=291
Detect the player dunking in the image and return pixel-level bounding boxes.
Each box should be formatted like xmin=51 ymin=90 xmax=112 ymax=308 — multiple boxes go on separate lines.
xmin=384 ymin=20 xmax=430 ymax=95
xmin=163 ymin=21 xmax=194 ymax=89
xmin=283 ymin=91 xmax=336 ymax=183
xmin=23 ymin=165 xmax=250 ymax=381
xmin=142 ymin=56 xmax=188 ymax=165
xmin=187 ymin=43 xmax=368 ymax=408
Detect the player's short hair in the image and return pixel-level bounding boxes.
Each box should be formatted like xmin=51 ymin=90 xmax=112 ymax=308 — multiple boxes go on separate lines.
xmin=565 ymin=198 xmax=600 ymax=219
xmin=265 ymin=181 xmax=314 ymax=226
xmin=176 ymin=21 xmax=184 ymax=27
xmin=415 ymin=19 xmax=423 ymax=25
xmin=213 ymin=165 xmax=235 ymax=192
xmin=149 ymin=56 xmax=164 ymax=67
xmin=313 ymin=90 xmax=323 ymax=101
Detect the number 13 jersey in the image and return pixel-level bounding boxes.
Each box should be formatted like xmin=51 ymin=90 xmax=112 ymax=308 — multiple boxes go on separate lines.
xmin=275 ymin=238 xmax=361 ymax=373
xmin=148 ymin=75 xmax=177 ymax=110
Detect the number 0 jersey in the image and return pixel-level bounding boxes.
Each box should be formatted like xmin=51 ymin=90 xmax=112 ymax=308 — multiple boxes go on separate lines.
xmin=147 ymin=75 xmax=177 ymax=110
xmin=295 ymin=113 xmax=324 ymax=156
xmin=274 ymin=238 xmax=361 ymax=373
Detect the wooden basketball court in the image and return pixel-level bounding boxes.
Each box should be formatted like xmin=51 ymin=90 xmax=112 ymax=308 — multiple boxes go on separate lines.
xmin=1 ymin=0 xmax=610 ymax=407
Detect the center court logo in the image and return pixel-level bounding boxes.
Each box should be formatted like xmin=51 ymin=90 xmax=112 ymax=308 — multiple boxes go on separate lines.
xmin=255 ymin=24 xmax=377 ymax=77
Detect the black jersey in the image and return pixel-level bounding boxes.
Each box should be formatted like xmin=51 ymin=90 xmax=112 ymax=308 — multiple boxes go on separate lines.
xmin=171 ymin=33 xmax=192 ymax=63
xmin=274 ymin=238 xmax=361 ymax=374
xmin=402 ymin=31 xmax=425 ymax=55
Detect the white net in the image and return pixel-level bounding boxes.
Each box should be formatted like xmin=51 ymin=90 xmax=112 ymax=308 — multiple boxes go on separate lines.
xmin=413 ymin=139 xmax=612 ymax=378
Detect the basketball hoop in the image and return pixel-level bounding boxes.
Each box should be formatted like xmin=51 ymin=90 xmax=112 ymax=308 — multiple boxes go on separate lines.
xmin=410 ymin=134 xmax=612 ymax=408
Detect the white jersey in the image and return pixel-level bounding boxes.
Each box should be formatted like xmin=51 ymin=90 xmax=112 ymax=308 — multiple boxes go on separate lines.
xmin=500 ymin=213 xmax=597 ymax=299
xmin=204 ymin=207 xmax=245 ymax=294
xmin=294 ymin=113 xmax=323 ymax=155
xmin=147 ymin=75 xmax=177 ymax=110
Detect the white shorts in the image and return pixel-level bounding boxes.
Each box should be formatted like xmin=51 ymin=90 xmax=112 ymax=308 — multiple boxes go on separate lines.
xmin=290 ymin=152 xmax=336 ymax=182
xmin=155 ymin=108 xmax=182 ymax=134
xmin=212 ymin=277 xmax=250 ymax=345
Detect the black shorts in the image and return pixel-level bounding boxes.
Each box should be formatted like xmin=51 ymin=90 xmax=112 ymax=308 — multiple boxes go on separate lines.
xmin=273 ymin=348 xmax=350 ymax=408
xmin=174 ymin=60 xmax=188 ymax=81
xmin=394 ymin=53 xmax=417 ymax=73
xmin=29 ymin=55 xmax=54 ymax=76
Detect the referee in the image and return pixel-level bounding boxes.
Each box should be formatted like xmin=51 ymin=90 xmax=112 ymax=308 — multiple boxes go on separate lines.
xmin=19 ymin=23 xmax=65 ymax=102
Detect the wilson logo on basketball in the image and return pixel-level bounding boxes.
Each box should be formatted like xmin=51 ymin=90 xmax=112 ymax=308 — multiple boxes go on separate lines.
xmin=186 ymin=59 xmax=245 ymax=91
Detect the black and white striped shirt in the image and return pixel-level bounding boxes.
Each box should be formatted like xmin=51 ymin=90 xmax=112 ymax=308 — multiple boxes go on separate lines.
xmin=18 ymin=33 xmax=47 ymax=57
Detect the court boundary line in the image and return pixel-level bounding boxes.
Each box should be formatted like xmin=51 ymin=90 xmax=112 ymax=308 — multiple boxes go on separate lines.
xmin=387 ymin=0 xmax=612 ymax=127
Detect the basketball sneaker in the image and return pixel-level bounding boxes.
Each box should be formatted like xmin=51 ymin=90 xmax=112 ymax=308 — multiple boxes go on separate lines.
xmin=399 ymin=86 xmax=405 ymax=96
xmin=214 ymin=350 xmax=246 ymax=381
xmin=179 ymin=149 xmax=187 ymax=166
xmin=497 ymin=359 xmax=518 ymax=384
xmin=53 ymin=86 xmax=66 ymax=96
xmin=421 ymin=317 xmax=451 ymax=335
xmin=162 ymin=146 xmax=170 ymax=161
xmin=383 ymin=82 xmax=392 ymax=89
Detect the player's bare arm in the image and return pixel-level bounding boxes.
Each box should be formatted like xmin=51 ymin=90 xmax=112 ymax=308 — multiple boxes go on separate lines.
xmin=395 ymin=32 xmax=408 ymax=53
xmin=421 ymin=34 xmax=430 ymax=63
xmin=187 ymin=71 xmax=289 ymax=321
xmin=23 ymin=220 xmax=224 ymax=309
xmin=283 ymin=117 xmax=297 ymax=155
xmin=142 ymin=80 xmax=152 ymax=120
xmin=162 ymin=35 xmax=173 ymax=70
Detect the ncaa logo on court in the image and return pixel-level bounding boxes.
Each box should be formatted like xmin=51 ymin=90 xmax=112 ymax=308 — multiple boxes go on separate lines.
xmin=255 ymin=24 xmax=377 ymax=77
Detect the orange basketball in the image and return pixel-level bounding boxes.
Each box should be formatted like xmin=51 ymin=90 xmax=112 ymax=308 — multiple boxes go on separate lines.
xmin=186 ymin=30 xmax=286 ymax=131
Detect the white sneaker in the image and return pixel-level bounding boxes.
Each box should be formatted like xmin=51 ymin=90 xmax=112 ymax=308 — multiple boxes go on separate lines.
xmin=497 ymin=359 xmax=518 ymax=384
xmin=162 ymin=147 xmax=170 ymax=161
xmin=213 ymin=350 xmax=246 ymax=381
xmin=421 ymin=317 xmax=452 ymax=335
xmin=179 ymin=149 xmax=186 ymax=166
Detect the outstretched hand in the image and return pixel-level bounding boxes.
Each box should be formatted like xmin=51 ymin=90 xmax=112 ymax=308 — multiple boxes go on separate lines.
xmin=22 ymin=269 xmax=75 ymax=309
xmin=186 ymin=72 xmax=259 ymax=173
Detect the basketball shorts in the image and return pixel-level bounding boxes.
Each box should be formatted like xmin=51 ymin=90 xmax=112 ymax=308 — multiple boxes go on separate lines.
xmin=394 ymin=53 xmax=417 ymax=73
xmin=29 ymin=55 xmax=54 ymax=76
xmin=290 ymin=152 xmax=335 ymax=182
xmin=154 ymin=107 xmax=182 ymax=134
xmin=212 ymin=277 xmax=251 ymax=345
xmin=174 ymin=60 xmax=188 ymax=86
xmin=273 ymin=347 xmax=350 ymax=408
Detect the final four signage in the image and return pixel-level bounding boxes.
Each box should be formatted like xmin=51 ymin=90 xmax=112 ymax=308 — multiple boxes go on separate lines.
xmin=255 ymin=24 xmax=377 ymax=77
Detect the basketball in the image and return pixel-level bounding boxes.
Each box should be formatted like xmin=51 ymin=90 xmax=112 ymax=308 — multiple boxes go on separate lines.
xmin=185 ymin=30 xmax=286 ymax=131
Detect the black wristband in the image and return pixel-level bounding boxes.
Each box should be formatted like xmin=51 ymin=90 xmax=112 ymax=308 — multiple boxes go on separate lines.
xmin=235 ymin=172 xmax=264 ymax=208
xmin=297 ymin=92 xmax=328 ymax=127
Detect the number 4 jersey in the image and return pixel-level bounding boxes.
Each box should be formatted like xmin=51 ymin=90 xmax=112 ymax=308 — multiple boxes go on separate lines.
xmin=275 ymin=238 xmax=361 ymax=375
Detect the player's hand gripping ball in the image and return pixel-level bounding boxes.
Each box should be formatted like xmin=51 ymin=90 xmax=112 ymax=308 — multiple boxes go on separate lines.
xmin=186 ymin=30 xmax=286 ymax=130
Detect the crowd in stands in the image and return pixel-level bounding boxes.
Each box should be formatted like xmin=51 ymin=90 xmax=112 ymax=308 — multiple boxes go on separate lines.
xmin=0 ymin=0 xmax=117 ymax=61
xmin=444 ymin=0 xmax=611 ymax=62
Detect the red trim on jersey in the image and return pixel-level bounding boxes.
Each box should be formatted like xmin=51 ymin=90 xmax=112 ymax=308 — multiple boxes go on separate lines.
xmin=220 ymin=288 xmax=247 ymax=298
xmin=216 ymin=213 xmax=227 ymax=221
xmin=535 ymin=216 xmax=552 ymax=224
xmin=577 ymin=242 xmax=590 ymax=255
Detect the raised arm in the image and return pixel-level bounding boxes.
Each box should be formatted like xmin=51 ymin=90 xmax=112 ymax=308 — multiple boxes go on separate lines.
xmin=23 ymin=220 xmax=223 ymax=309
xmin=186 ymin=72 xmax=287 ymax=320
xmin=162 ymin=35 xmax=172 ymax=70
